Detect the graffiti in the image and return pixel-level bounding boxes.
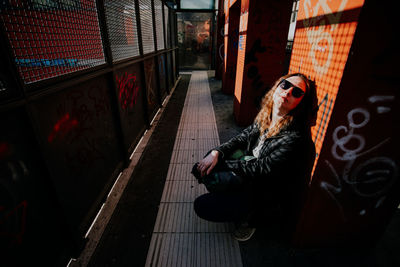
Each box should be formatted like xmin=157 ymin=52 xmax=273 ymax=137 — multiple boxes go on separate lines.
xmin=52 ymin=85 xmax=111 ymax=171
xmin=331 ymin=107 xmax=389 ymax=162
xmin=116 ymin=72 xmax=140 ymax=111
xmin=367 ymin=95 xmax=394 ymax=114
xmin=88 ymin=85 xmax=110 ymax=118
xmin=247 ymin=65 xmax=264 ymax=92
xmin=15 ymin=58 xmax=79 ymax=67
xmin=47 ymin=113 xmax=78 ymax=143
xmin=218 ymin=26 xmax=225 ymax=62
xmin=244 ymin=39 xmax=267 ymax=93
xmin=289 ymin=0 xmax=365 ymax=161
xmin=320 ymin=95 xmax=397 ymax=220
xmin=0 ymin=199 xmax=27 ymax=246
xmin=303 ymin=0 xmax=349 ymax=76
xmin=321 ymin=160 xmax=346 ymax=221
xmin=0 ymin=142 xmax=11 ymax=160
xmin=245 ymin=39 xmax=266 ymax=65
xmin=238 ymin=35 xmax=245 ymax=51
xmin=144 ymin=61 xmax=156 ymax=107
xmin=230 ymin=29 xmax=239 ymax=50
xmin=219 ymin=43 xmax=225 ymax=61
xmin=216 ymin=25 xmax=225 ymax=76
xmin=64 ymin=136 xmax=106 ymax=169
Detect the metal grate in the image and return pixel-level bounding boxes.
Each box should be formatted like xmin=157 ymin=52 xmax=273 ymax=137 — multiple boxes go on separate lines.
xmin=139 ymin=0 xmax=155 ymax=54
xmin=0 ymin=0 xmax=105 ymax=84
xmin=154 ymin=0 xmax=164 ymax=51
xmin=104 ymin=0 xmax=140 ymax=62
xmin=164 ymin=4 xmax=170 ymax=48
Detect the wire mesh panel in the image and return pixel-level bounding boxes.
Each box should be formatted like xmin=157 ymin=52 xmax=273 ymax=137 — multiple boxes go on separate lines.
xmin=164 ymin=4 xmax=171 ymax=48
xmin=0 ymin=0 xmax=105 ymax=85
xmin=104 ymin=0 xmax=140 ymax=61
xmin=139 ymin=0 xmax=155 ymax=54
xmin=154 ymin=0 xmax=164 ymax=51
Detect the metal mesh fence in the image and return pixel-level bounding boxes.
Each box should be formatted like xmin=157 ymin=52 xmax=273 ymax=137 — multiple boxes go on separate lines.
xmin=164 ymin=4 xmax=170 ymax=48
xmin=154 ymin=0 xmax=164 ymax=51
xmin=0 ymin=0 xmax=105 ymax=84
xmin=105 ymin=0 xmax=140 ymax=61
xmin=139 ymin=0 xmax=155 ymax=54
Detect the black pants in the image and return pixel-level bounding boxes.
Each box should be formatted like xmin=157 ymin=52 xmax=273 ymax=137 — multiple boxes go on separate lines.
xmin=194 ymin=191 xmax=253 ymax=223
xmin=192 ymin=160 xmax=253 ymax=223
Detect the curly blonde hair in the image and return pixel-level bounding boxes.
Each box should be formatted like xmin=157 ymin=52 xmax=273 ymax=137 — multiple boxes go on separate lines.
xmin=254 ymin=73 xmax=318 ymax=138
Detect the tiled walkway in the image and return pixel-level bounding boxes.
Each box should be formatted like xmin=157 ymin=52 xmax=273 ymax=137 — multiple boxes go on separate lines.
xmin=144 ymin=71 xmax=243 ymax=267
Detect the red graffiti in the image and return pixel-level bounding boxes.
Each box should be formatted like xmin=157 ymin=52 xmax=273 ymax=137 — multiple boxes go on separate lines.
xmin=48 ymin=113 xmax=78 ymax=143
xmin=116 ymin=72 xmax=140 ymax=111
xmin=0 ymin=142 xmax=11 ymax=161
xmin=0 ymin=200 xmax=27 ymax=246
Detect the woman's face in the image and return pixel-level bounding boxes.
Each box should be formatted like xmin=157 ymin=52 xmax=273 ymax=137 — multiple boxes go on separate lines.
xmin=273 ymin=76 xmax=307 ymax=115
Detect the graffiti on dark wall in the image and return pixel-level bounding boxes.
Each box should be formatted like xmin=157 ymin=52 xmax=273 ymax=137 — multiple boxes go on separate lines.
xmin=144 ymin=60 xmax=157 ymax=108
xmin=244 ymin=38 xmax=267 ymax=106
xmin=0 ymin=198 xmax=27 ymax=247
xmin=47 ymin=113 xmax=78 ymax=143
xmin=319 ymin=94 xmax=397 ymax=221
xmin=50 ymin=85 xmax=113 ymax=171
xmin=116 ymin=72 xmax=140 ymax=111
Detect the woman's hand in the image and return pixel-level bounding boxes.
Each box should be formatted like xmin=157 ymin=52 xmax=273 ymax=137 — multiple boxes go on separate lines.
xmin=197 ymin=150 xmax=219 ymax=177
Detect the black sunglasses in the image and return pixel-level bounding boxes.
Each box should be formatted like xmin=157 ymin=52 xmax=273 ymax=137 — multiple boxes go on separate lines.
xmin=279 ymin=79 xmax=305 ymax=98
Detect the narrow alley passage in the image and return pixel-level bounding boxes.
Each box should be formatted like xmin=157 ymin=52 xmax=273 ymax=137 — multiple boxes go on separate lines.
xmin=145 ymin=71 xmax=242 ymax=266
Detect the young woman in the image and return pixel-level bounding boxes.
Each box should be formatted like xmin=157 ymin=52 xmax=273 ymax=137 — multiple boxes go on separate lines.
xmin=192 ymin=73 xmax=318 ymax=241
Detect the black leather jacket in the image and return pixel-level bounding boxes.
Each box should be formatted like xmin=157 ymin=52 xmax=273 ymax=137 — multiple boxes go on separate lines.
xmin=213 ymin=123 xmax=315 ymax=222
xmin=215 ymin=123 xmax=315 ymax=181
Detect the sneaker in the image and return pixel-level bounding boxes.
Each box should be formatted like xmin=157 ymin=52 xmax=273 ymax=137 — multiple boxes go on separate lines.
xmin=233 ymin=223 xmax=256 ymax=242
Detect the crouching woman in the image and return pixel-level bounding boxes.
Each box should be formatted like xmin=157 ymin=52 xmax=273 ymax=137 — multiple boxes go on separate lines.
xmin=192 ymin=73 xmax=318 ymax=241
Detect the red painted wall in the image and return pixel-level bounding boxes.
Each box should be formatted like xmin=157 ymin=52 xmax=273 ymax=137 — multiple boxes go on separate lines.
xmin=233 ymin=0 xmax=292 ymax=126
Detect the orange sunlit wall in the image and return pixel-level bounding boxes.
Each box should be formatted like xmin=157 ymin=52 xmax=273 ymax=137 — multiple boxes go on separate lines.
xmin=289 ymin=0 xmax=365 ymax=169
xmin=233 ymin=0 xmax=249 ymax=117
xmin=223 ymin=0 xmax=229 ymax=73
xmin=222 ymin=0 xmax=240 ymax=94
